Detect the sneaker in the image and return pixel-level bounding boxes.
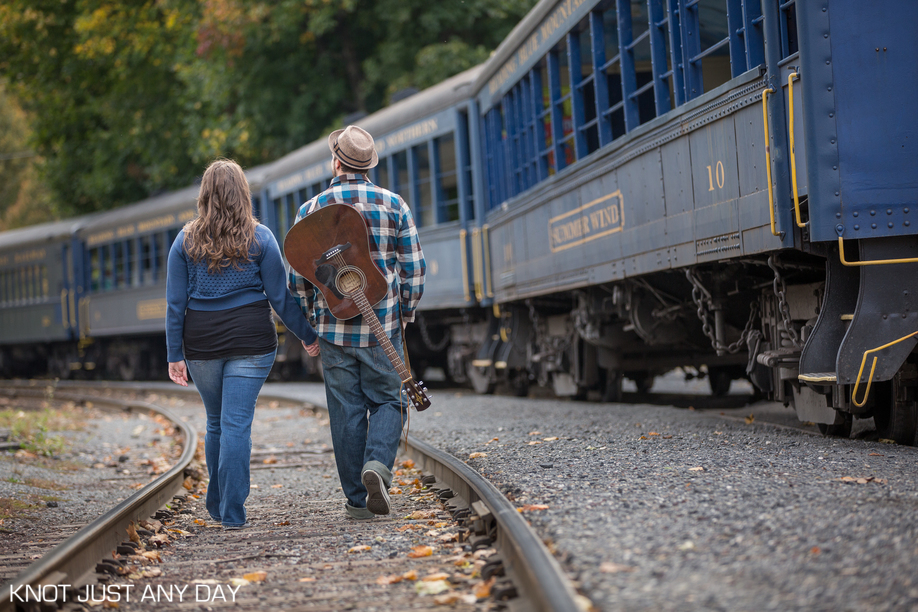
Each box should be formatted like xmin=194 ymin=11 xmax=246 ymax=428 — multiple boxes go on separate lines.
xmin=222 ymin=521 xmax=250 ymax=531
xmin=344 ymin=503 xmax=375 ymax=520
xmin=361 ymin=469 xmax=391 ymax=515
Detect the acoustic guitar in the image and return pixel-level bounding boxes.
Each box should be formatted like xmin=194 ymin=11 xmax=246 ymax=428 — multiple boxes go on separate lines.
xmin=284 ymin=203 xmax=431 ymax=411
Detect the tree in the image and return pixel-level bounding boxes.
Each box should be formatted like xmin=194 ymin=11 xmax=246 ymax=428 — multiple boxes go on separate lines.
xmin=0 ymin=0 xmax=536 ymax=219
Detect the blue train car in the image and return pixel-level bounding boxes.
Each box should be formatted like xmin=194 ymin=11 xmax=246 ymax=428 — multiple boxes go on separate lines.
xmin=0 ymin=219 xmax=85 ymax=377
xmin=259 ymin=67 xmax=484 ymax=380
xmin=461 ymin=0 xmax=918 ymax=443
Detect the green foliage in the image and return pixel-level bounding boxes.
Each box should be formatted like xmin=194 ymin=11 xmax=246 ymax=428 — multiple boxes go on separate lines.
xmin=0 ymin=0 xmax=537 ymax=217
xmin=0 ymin=407 xmax=73 ymax=457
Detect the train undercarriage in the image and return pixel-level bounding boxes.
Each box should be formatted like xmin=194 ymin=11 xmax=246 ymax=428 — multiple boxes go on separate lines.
xmin=420 ymin=247 xmax=918 ymax=447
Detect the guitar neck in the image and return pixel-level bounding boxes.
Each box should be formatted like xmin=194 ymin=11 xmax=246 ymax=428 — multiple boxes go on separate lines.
xmin=352 ymin=291 xmax=412 ymax=383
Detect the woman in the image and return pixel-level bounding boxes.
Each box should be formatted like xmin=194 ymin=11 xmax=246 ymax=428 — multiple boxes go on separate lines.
xmin=166 ymin=159 xmax=318 ymax=530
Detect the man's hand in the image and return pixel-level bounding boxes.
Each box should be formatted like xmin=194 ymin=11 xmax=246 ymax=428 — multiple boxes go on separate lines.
xmin=303 ymin=340 xmax=320 ymax=357
xmin=168 ymin=361 xmax=188 ymax=387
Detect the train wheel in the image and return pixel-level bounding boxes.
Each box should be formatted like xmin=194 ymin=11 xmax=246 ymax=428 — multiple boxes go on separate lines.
xmin=509 ymin=369 xmax=530 ymax=397
xmin=708 ymin=367 xmax=732 ymax=397
xmin=873 ymin=378 xmax=918 ymax=445
xmin=629 ymin=372 xmax=654 ymax=394
xmin=817 ymin=418 xmax=852 ymax=438
xmin=466 ymin=362 xmax=496 ymax=395
xmin=601 ymin=369 xmax=622 ymax=403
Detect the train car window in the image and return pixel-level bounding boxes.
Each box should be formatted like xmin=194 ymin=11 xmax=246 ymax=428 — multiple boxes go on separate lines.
xmin=127 ymin=240 xmax=139 ymax=287
xmin=413 ymin=143 xmax=434 ymax=227
xmin=309 ymin=182 xmax=324 ymax=200
xmin=100 ymin=245 xmax=112 ymax=291
xmin=599 ymin=5 xmax=628 ymax=141
xmin=458 ymin=110 xmax=475 ymax=222
xmin=40 ymin=265 xmax=49 ymax=297
xmin=435 ymin=134 xmax=459 ymax=223
xmin=780 ymin=0 xmax=798 ymax=58
xmin=394 ymin=151 xmax=410 ymax=209
xmin=551 ymin=41 xmax=575 ymax=171
xmin=273 ymin=197 xmax=287 ymax=238
xmin=114 ymin=242 xmax=126 ymax=288
xmin=89 ymin=248 xmax=100 ymax=292
xmin=375 ymin=158 xmax=390 ymax=191
xmin=251 ymin=195 xmax=261 ymax=221
xmin=286 ymin=193 xmax=297 ymax=233
xmin=140 ymin=236 xmax=154 ymax=285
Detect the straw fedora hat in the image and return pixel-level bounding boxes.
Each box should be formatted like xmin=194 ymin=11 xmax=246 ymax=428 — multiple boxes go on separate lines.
xmin=327 ymin=125 xmax=379 ymax=170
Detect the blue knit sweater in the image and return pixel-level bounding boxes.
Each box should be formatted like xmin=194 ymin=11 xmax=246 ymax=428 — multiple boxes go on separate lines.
xmin=166 ymin=224 xmax=317 ymax=362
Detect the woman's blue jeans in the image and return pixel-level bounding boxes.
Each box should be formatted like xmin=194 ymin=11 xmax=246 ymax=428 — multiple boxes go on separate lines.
xmin=186 ymin=351 xmax=275 ymax=527
xmin=319 ymin=334 xmax=408 ymax=510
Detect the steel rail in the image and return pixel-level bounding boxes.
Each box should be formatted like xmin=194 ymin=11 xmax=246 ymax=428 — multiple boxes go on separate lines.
xmin=403 ymin=434 xmax=581 ymax=612
xmin=15 ymin=380 xmax=582 ymax=611
xmin=0 ymin=384 xmax=197 ymax=612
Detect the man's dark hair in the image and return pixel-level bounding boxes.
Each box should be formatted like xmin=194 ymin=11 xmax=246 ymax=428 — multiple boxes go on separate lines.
xmin=339 ymin=162 xmax=367 ymax=175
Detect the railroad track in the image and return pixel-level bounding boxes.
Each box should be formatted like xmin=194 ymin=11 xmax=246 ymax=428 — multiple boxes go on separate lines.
xmin=0 ymin=381 xmax=582 ymax=611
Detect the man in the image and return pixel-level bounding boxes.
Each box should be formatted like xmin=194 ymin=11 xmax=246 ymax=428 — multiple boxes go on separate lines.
xmin=288 ymin=125 xmax=426 ymax=519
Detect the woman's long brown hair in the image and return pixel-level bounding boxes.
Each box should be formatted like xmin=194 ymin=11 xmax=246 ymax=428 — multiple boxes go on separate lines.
xmin=183 ymin=159 xmax=258 ymax=273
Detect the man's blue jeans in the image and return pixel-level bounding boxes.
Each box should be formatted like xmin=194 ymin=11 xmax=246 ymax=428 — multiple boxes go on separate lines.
xmin=186 ymin=351 xmax=275 ymax=527
xmin=319 ymin=334 xmax=407 ymax=510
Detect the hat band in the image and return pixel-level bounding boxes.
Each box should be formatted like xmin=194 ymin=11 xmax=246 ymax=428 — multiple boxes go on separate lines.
xmin=334 ymin=140 xmax=371 ymax=167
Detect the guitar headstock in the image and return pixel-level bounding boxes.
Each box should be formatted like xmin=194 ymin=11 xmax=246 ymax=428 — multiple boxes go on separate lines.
xmin=402 ymin=379 xmax=431 ymax=412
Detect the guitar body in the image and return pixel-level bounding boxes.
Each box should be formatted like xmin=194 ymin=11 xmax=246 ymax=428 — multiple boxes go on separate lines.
xmin=284 ymin=202 xmax=431 ymax=411
xmin=284 ymin=204 xmax=388 ymax=320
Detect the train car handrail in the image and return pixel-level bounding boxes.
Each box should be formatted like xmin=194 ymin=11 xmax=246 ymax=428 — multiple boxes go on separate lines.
xmin=788 ymin=71 xmax=806 ymax=229
xmin=852 ymin=331 xmax=918 ymax=407
xmin=761 ymin=87 xmax=779 ymax=236
xmin=838 ymin=237 xmax=918 ymax=267
xmin=459 ymin=229 xmax=471 ymax=303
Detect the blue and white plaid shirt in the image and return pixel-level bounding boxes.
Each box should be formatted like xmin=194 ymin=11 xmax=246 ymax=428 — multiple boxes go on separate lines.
xmin=287 ymin=174 xmax=426 ymax=347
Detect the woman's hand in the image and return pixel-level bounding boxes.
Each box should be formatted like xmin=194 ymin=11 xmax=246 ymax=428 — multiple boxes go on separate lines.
xmin=168 ymin=361 xmax=188 ymax=387
xmin=303 ymin=340 xmax=320 ymax=357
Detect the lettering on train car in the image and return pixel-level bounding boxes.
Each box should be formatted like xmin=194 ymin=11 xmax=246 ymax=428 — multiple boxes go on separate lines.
xmin=0 ymin=255 xmax=9 ymax=266
xmin=429 ymin=260 xmax=439 ymax=276
xmin=178 ymin=209 xmax=196 ymax=223
xmin=87 ymin=230 xmax=115 ymax=247
xmin=116 ymin=224 xmax=136 ymax=239
xmin=488 ymin=0 xmax=590 ymax=97
xmin=14 ymin=248 xmax=46 ymax=264
xmin=275 ymin=160 xmax=335 ymax=194
xmin=137 ymin=298 xmax=167 ymax=321
xmin=548 ymin=191 xmax=624 ymax=253
xmin=137 ymin=214 xmax=176 ymax=233
xmin=376 ymin=119 xmax=439 ymax=155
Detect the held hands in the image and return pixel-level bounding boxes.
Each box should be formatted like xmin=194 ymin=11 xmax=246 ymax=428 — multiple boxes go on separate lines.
xmin=303 ymin=340 xmax=321 ymax=357
xmin=168 ymin=361 xmax=188 ymax=387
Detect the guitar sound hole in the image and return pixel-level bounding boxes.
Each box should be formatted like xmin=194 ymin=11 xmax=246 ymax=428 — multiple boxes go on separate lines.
xmin=336 ymin=268 xmax=365 ymax=296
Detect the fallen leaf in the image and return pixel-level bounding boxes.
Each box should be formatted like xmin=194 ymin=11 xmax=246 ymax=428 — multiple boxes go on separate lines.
xmin=244 ymin=571 xmax=267 ymax=582
xmin=528 ymin=441 xmax=543 ymax=445
xmin=404 ymin=510 xmax=438 ymax=520
xmin=402 ymin=570 xmax=418 ymax=581
xmin=228 ymin=578 xmax=249 ymax=587
xmin=274 ymin=520 xmax=290 ymax=526
xmin=433 ymin=592 xmax=463 ymax=605
xmin=298 ymin=577 xmax=316 ymax=583
xmin=408 ymin=545 xmax=433 ymax=558
xmin=191 ymin=579 xmax=219 ymax=585
xmin=528 ymin=431 xmax=541 ymax=436
xmin=250 ymin=484 xmax=259 ymax=488
xmin=663 ymin=435 xmax=673 ymax=439
xmin=879 ymin=439 xmax=896 ymax=444
xmin=474 ymin=576 xmax=495 ymax=598
xmin=688 ymin=467 xmax=704 ymax=472
xmin=639 ymin=436 xmax=647 ymax=440
xmin=377 ymin=574 xmax=403 ymax=585
xmin=647 ymin=432 xmax=660 ymax=436
xmin=543 ymin=436 xmax=559 ymax=441
xmin=599 ymin=562 xmax=636 ymax=574
xmin=271 ymin=484 xmax=284 ymax=488
xmin=141 ymin=551 xmax=161 ymax=562
xmin=868 ymin=453 xmax=882 ymax=456
xmin=468 ymin=452 xmax=488 ymax=459
xmin=485 ymin=437 xmax=499 ymax=444
xmin=263 ymin=456 xmax=278 ymax=464
xmin=399 ymin=459 xmax=416 ymax=469
xmin=518 ymin=504 xmax=549 ymax=512
xmin=810 ymin=546 xmax=821 ymax=555
xmin=714 ymin=431 xmax=723 ymax=435
xmin=415 ymin=579 xmax=451 ymax=595
xmin=182 ymin=477 xmax=193 ymax=490
xmin=678 ymin=541 xmax=695 ymax=551
xmin=193 ymin=519 xmax=206 ymax=525
xmin=422 ymin=572 xmax=450 ymax=582
xmin=148 ymin=533 xmax=170 ymax=547
xmin=349 ymin=545 xmax=371 ymax=553
xmin=744 ymin=414 xmax=755 ymax=424
xmin=389 ymin=487 xmax=403 ymax=495
xmin=126 ymin=522 xmax=141 ymax=546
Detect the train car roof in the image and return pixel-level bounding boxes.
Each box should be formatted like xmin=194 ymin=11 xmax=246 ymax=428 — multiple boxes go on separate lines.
xmin=471 ymin=0 xmax=564 ymax=100
xmin=0 ymin=217 xmax=89 ymax=250
xmin=262 ymin=65 xmax=483 ymax=184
